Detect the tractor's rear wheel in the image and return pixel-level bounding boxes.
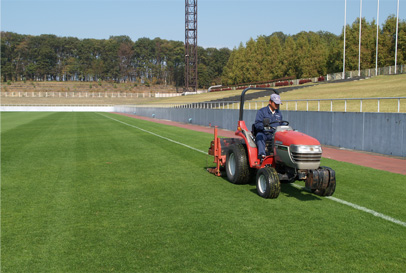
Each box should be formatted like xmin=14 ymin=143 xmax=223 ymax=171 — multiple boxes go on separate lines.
xmin=256 ymin=166 xmax=281 ymax=199
xmin=225 ymin=144 xmax=250 ymax=184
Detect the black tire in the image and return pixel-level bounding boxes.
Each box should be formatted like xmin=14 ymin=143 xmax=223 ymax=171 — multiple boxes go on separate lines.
xmin=225 ymin=144 xmax=250 ymax=184
xmin=256 ymin=167 xmax=281 ymax=199
xmin=320 ymin=167 xmax=336 ymax=196
xmin=314 ymin=167 xmax=336 ymax=196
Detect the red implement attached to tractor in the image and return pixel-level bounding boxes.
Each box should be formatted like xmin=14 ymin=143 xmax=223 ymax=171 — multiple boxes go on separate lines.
xmin=208 ymin=87 xmax=336 ymax=199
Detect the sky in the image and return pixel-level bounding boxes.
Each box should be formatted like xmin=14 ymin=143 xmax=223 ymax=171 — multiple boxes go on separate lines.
xmin=1 ymin=0 xmax=404 ymax=49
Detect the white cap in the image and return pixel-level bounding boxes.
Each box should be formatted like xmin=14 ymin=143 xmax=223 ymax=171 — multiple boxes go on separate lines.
xmin=270 ymin=94 xmax=282 ymax=104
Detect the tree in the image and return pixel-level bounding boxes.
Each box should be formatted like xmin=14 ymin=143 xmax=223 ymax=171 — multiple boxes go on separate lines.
xmin=326 ymin=38 xmax=343 ymax=74
xmin=295 ymin=33 xmax=310 ymax=78
xmin=344 ymin=19 xmax=360 ymax=71
xmin=118 ymin=42 xmax=134 ymax=82
xmin=282 ymin=36 xmax=297 ymax=78
xmin=308 ymin=32 xmax=328 ymax=77
xmin=243 ymin=38 xmax=259 ymax=83
xmin=268 ymin=35 xmax=283 ymax=79
xmin=380 ymin=15 xmax=406 ymax=67
xmin=1 ymin=15 xmax=402 ymax=85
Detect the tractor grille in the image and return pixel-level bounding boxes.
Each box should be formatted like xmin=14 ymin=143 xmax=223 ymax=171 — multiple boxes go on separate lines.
xmin=291 ymin=152 xmax=322 ymax=163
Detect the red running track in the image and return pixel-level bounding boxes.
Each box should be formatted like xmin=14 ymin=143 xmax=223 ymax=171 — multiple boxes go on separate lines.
xmin=114 ymin=113 xmax=406 ymax=175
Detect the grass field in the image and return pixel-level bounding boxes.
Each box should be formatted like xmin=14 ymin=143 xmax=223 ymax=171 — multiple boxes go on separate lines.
xmin=2 ymin=112 xmax=406 ymax=272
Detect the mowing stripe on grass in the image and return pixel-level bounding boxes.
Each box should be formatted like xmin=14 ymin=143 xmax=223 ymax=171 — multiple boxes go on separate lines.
xmin=290 ymin=184 xmax=406 ymax=227
xmin=99 ymin=113 xmax=207 ymax=154
xmin=102 ymin=113 xmax=406 ymax=228
xmin=327 ymin=196 xmax=406 ymax=227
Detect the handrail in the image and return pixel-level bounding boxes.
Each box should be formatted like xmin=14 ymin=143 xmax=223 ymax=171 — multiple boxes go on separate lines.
xmin=0 ymin=104 xmax=114 ymax=107
xmin=282 ymin=97 xmax=406 ymax=102
xmin=130 ymin=97 xmax=406 ymax=113
xmin=281 ymin=97 xmax=406 ymax=113
xmin=3 ymin=97 xmax=404 ymax=113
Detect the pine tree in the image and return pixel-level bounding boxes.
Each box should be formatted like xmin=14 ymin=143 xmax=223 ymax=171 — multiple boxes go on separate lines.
xmin=282 ymin=36 xmax=297 ymax=78
xmin=268 ymin=36 xmax=283 ymax=79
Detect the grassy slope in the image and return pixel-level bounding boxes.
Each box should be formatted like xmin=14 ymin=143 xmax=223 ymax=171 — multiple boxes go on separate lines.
xmin=1 ymin=112 xmax=406 ymax=272
xmin=280 ymin=74 xmax=406 ymax=100
xmin=239 ymin=75 xmax=406 ymax=112
xmin=2 ymin=75 xmax=405 ymax=112
xmin=278 ymin=75 xmax=406 ymax=112
xmin=145 ymin=74 xmax=406 ymax=112
xmin=146 ymin=74 xmax=406 ymax=103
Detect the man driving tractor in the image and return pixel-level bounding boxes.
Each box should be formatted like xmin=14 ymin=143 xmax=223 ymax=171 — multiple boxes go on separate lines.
xmin=254 ymin=94 xmax=283 ymax=160
xmin=208 ymin=87 xmax=335 ymax=198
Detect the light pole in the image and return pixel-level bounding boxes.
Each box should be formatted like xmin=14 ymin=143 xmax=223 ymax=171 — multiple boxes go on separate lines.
xmin=343 ymin=0 xmax=347 ymax=79
xmin=395 ymin=0 xmax=400 ymax=74
xmin=358 ymin=0 xmax=363 ymax=77
xmin=375 ymin=0 xmax=380 ymax=76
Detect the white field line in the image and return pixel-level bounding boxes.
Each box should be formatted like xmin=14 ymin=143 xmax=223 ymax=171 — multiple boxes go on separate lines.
xmin=290 ymin=184 xmax=406 ymax=228
xmin=101 ymin=113 xmax=406 ymax=228
xmin=98 ymin=113 xmax=207 ymax=154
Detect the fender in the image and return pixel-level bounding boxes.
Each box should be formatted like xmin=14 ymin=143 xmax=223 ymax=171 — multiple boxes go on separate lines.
xmin=236 ymin=120 xmax=274 ymax=168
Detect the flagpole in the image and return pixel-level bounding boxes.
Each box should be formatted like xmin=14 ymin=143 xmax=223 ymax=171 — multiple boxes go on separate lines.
xmin=375 ymin=0 xmax=380 ymax=76
xmin=358 ymin=0 xmax=362 ymax=77
xmin=395 ymin=0 xmax=399 ymax=74
xmin=343 ymin=0 xmax=347 ymax=79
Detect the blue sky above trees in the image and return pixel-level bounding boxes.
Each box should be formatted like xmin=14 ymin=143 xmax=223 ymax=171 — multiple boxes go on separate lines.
xmin=1 ymin=0 xmax=404 ymax=49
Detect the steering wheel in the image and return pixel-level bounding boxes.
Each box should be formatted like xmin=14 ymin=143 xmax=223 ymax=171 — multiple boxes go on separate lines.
xmin=263 ymin=120 xmax=289 ymax=132
xmin=269 ymin=120 xmax=289 ymax=128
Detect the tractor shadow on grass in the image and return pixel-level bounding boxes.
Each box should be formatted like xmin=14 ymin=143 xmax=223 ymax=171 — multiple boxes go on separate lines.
xmin=205 ymin=168 xmax=321 ymax=201
xmin=279 ymin=183 xmax=322 ymax=201
xmin=248 ymin=179 xmax=322 ymax=201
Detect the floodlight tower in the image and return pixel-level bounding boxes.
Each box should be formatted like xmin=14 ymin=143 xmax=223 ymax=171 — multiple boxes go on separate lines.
xmin=185 ymin=0 xmax=198 ymax=91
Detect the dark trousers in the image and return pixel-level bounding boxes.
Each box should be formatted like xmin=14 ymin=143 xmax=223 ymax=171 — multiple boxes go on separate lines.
xmin=256 ymin=132 xmax=273 ymax=158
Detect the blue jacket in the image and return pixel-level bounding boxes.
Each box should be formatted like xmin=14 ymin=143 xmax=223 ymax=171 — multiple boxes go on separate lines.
xmin=254 ymin=106 xmax=283 ymax=134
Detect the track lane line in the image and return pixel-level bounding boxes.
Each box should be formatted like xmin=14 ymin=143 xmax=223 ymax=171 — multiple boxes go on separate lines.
xmin=101 ymin=113 xmax=406 ymax=228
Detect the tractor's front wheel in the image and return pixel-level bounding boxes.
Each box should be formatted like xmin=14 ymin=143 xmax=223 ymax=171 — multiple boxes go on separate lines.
xmin=305 ymin=167 xmax=336 ymax=196
xmin=226 ymin=144 xmax=250 ymax=184
xmin=315 ymin=167 xmax=336 ymax=196
xmin=256 ymin=167 xmax=281 ymax=199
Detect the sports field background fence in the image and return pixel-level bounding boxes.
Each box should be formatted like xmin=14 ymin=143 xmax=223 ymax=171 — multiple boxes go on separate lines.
xmin=326 ymin=64 xmax=405 ymax=80
xmin=0 ymin=105 xmax=115 ymax=112
xmin=0 ymin=91 xmax=182 ymax=98
xmin=1 ymin=104 xmax=404 ymax=156
xmin=1 ymin=65 xmax=404 ymax=98
xmin=115 ymin=105 xmax=406 ymax=157
xmin=132 ymin=97 xmax=405 ymax=113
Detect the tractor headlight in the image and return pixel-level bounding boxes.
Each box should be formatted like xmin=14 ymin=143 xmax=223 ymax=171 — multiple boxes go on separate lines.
xmin=290 ymin=145 xmax=322 ymax=154
xmin=290 ymin=145 xmax=322 ymax=164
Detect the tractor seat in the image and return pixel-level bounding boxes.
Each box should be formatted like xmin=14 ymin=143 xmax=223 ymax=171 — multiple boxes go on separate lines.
xmin=252 ymin=124 xmax=274 ymax=156
xmin=251 ymin=124 xmax=258 ymax=139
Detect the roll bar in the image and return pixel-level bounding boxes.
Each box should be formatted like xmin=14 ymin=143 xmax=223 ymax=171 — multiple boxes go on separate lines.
xmin=239 ymin=87 xmax=279 ymax=121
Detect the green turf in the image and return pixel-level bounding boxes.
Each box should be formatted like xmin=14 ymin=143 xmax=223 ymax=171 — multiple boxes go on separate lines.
xmin=2 ymin=112 xmax=405 ymax=272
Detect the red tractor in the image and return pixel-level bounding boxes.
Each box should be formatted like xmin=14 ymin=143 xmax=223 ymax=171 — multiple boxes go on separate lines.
xmin=208 ymin=87 xmax=336 ymax=198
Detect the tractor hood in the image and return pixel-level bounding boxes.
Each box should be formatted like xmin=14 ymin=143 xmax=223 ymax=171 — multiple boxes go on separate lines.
xmin=274 ymin=130 xmax=320 ymax=146
xmin=274 ymin=130 xmax=322 ymax=170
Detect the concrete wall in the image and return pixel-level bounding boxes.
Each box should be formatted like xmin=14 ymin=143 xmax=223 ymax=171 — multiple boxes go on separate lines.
xmin=1 ymin=106 xmax=115 ymax=112
xmin=115 ymin=106 xmax=406 ymax=157
xmin=283 ymin=111 xmax=405 ymax=157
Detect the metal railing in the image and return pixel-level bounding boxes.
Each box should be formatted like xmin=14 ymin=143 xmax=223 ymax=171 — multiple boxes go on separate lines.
xmin=0 ymin=104 xmax=114 ymax=107
xmin=134 ymin=97 xmax=406 ymax=113
xmin=0 ymin=91 xmax=156 ymax=98
xmin=282 ymin=97 xmax=406 ymax=113
xmin=326 ymin=64 xmax=405 ymax=81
